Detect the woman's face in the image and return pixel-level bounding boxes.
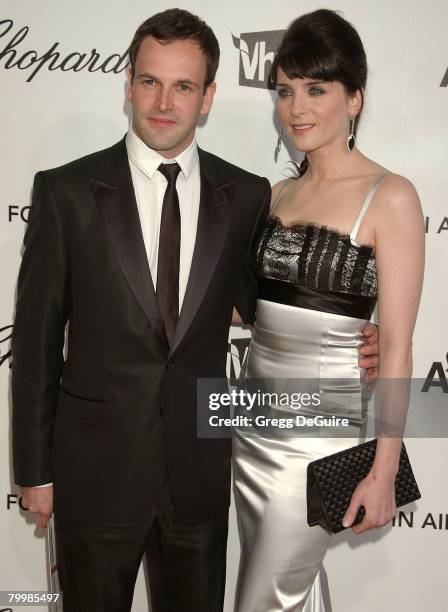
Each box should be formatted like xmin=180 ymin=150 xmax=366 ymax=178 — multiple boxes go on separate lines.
xmin=275 ymin=67 xmax=361 ymax=154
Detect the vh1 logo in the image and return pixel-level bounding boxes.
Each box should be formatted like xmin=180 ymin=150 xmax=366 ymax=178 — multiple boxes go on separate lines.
xmin=232 ymin=30 xmax=285 ymax=89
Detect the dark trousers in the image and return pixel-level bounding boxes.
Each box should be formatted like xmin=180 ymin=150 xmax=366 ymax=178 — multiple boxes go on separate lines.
xmin=54 ymin=479 xmax=228 ymax=612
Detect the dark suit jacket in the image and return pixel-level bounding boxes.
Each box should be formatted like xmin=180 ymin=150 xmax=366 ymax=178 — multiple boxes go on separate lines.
xmin=11 ymin=137 xmax=270 ymax=526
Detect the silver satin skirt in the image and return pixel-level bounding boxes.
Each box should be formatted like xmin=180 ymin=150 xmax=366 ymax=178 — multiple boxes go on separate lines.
xmin=232 ymin=299 xmax=369 ymax=612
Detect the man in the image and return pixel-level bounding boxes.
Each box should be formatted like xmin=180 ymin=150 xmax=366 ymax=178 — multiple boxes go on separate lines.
xmin=12 ymin=8 xmax=379 ymax=612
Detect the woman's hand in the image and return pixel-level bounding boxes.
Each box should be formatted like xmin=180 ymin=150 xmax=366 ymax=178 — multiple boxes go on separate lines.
xmin=342 ymin=470 xmax=397 ymax=534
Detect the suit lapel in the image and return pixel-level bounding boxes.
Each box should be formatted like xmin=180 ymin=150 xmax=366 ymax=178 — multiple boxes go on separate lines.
xmin=170 ymin=150 xmax=233 ymax=355
xmin=90 ymin=139 xmax=167 ymax=345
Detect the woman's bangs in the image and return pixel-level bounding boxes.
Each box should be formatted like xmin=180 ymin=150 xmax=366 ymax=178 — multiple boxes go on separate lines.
xmin=275 ymin=41 xmax=341 ymax=84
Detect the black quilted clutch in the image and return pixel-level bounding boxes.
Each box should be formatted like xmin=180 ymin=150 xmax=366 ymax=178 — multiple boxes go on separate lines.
xmin=307 ymin=439 xmax=421 ymax=533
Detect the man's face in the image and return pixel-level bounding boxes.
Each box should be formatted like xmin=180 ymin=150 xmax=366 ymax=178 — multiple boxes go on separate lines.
xmin=127 ymin=36 xmax=216 ymax=158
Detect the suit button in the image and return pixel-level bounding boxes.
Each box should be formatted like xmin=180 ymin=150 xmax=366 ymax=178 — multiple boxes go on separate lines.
xmin=168 ymin=361 xmax=176 ymax=368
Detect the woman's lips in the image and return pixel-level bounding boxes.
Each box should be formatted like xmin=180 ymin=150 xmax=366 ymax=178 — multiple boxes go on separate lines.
xmin=291 ymin=123 xmax=315 ymax=133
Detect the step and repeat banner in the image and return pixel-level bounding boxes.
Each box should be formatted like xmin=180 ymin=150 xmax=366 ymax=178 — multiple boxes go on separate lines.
xmin=1 ymin=0 xmax=447 ymax=610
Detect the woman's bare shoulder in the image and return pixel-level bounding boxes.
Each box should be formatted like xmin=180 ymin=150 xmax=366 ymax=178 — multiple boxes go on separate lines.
xmin=359 ymin=155 xmax=419 ymax=210
xmin=271 ymin=177 xmax=296 ymax=203
xmin=375 ymin=172 xmax=421 ymax=213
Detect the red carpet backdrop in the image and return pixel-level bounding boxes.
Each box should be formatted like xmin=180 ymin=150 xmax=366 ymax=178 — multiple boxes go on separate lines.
xmin=1 ymin=0 xmax=447 ymax=610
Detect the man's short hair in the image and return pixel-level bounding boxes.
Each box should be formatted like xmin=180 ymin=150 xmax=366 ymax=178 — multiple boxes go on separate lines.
xmin=128 ymin=8 xmax=220 ymax=90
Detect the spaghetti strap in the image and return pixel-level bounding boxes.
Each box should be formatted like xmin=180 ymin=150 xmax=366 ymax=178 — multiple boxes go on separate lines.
xmin=350 ymin=174 xmax=387 ymax=245
xmin=269 ymin=179 xmax=294 ymax=217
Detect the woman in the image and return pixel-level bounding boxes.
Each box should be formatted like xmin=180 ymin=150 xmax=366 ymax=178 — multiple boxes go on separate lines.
xmin=232 ymin=9 xmax=424 ymax=612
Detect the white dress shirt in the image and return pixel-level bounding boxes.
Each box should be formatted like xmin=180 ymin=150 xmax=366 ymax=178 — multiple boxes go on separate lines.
xmin=35 ymin=130 xmax=201 ymax=488
xmin=126 ymin=126 xmax=201 ymax=311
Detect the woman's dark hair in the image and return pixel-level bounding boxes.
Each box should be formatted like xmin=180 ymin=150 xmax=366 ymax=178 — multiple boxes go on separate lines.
xmin=271 ymin=9 xmax=367 ymax=176
xmin=128 ymin=8 xmax=220 ymax=91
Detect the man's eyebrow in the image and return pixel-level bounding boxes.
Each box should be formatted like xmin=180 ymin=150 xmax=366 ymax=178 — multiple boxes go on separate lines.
xmin=175 ymin=78 xmax=201 ymax=88
xmin=136 ymin=73 xmax=201 ymax=88
xmin=136 ymin=72 xmax=157 ymax=80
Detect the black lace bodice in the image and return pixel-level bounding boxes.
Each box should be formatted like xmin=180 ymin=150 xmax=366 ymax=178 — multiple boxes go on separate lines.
xmin=256 ymin=216 xmax=377 ymax=298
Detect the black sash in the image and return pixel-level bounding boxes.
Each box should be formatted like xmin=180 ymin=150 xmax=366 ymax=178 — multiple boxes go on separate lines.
xmin=258 ymin=277 xmax=376 ymax=320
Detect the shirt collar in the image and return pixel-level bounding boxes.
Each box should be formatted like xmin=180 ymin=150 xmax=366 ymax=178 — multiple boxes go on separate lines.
xmin=126 ymin=125 xmax=198 ymax=181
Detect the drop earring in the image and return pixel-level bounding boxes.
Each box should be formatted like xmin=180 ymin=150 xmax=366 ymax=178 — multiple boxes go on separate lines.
xmin=347 ymin=116 xmax=356 ymax=152
xmin=275 ymin=125 xmax=283 ymax=162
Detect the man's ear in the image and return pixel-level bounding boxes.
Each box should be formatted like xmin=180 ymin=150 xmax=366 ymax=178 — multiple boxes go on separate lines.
xmin=201 ymin=82 xmax=217 ymax=116
xmin=127 ymin=69 xmax=133 ymax=103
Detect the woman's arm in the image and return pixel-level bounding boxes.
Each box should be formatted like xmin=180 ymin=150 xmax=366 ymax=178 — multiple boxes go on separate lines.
xmin=343 ymin=174 xmax=425 ymax=533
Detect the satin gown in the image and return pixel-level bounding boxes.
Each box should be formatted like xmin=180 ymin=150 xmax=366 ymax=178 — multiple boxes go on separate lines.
xmin=233 ymin=176 xmax=385 ymax=612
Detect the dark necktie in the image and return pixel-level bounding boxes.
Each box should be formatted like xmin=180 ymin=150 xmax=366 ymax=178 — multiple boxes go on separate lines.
xmin=156 ymin=162 xmax=181 ymax=345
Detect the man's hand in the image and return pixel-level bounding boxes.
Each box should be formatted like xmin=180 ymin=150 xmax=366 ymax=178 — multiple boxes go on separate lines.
xmin=359 ymin=322 xmax=379 ymax=382
xmin=21 ymin=485 xmax=53 ymax=528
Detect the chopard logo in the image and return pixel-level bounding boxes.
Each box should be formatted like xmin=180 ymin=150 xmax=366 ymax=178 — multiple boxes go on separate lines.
xmin=0 ymin=325 xmax=12 ymax=368
xmin=232 ymin=29 xmax=284 ymax=89
xmin=421 ymin=351 xmax=448 ymax=393
xmin=0 ymin=19 xmax=128 ymax=82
